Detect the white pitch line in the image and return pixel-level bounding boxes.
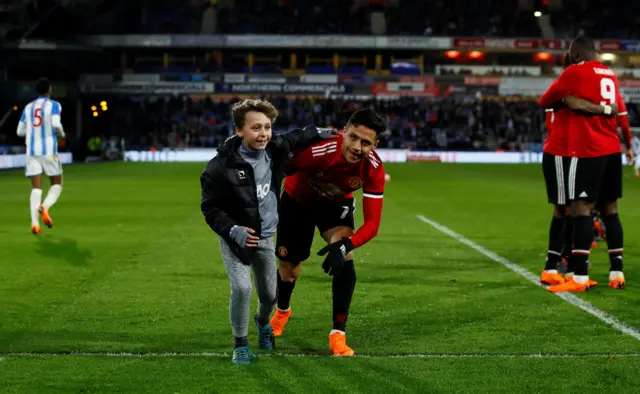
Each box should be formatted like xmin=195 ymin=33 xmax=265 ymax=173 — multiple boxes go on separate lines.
xmin=2 ymin=352 xmax=640 ymax=359
xmin=416 ymin=214 xmax=640 ymax=342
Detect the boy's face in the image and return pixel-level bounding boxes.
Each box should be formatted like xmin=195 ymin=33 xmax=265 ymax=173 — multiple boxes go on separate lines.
xmin=341 ymin=124 xmax=378 ymax=164
xmin=236 ymin=111 xmax=272 ymax=150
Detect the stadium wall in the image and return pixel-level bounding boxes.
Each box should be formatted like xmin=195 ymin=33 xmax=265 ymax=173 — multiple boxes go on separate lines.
xmin=123 ymin=149 xmax=544 ymax=164
xmin=123 ymin=149 xmax=634 ymax=165
xmin=0 ymin=153 xmax=73 ymax=170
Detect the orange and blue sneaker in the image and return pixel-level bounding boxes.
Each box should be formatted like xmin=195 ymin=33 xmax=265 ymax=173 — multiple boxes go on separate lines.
xmin=609 ymin=271 xmax=625 ymax=289
xmin=39 ymin=206 xmax=53 ymax=228
xmin=548 ymin=278 xmax=597 ymax=293
xmin=540 ymin=271 xmax=565 ymax=286
xmin=31 ymin=224 xmax=40 ymax=235
xmin=329 ymin=331 xmax=354 ymax=357
xmin=270 ymin=308 xmax=291 ymax=337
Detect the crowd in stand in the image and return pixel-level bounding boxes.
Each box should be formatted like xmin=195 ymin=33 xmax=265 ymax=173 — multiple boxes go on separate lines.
xmin=104 ymin=96 xmax=570 ymax=152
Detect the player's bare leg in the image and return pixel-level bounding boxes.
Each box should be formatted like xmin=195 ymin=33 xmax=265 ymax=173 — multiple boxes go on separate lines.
xmin=270 ymin=260 xmax=301 ymax=336
xmin=540 ymin=205 xmax=566 ymax=285
xmin=598 ymin=200 xmax=625 ymax=289
xmin=29 ymin=175 xmax=43 ymax=234
xmin=322 ymin=225 xmax=356 ymax=357
xmin=39 ymin=175 xmax=63 ymax=228
xmin=549 ymin=200 xmax=598 ymax=292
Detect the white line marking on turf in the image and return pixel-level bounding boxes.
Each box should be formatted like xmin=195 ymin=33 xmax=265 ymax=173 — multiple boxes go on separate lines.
xmin=2 ymin=352 xmax=640 ymax=359
xmin=416 ymin=214 xmax=640 ymax=341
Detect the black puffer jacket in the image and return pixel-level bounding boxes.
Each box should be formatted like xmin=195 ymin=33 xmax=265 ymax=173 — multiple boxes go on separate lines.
xmin=200 ymin=126 xmax=321 ymax=265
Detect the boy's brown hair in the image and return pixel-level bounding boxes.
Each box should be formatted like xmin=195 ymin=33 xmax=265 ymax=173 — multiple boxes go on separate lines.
xmin=231 ymin=99 xmax=279 ymax=130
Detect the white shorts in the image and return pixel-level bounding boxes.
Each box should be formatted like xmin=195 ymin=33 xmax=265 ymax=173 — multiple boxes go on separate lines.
xmin=25 ymin=155 xmax=63 ymax=177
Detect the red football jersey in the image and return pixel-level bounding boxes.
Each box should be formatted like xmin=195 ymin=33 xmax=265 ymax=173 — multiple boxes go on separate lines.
xmin=543 ymin=108 xmax=570 ymax=157
xmin=540 ymin=60 xmax=625 ymax=158
xmin=284 ymin=134 xmax=385 ymax=248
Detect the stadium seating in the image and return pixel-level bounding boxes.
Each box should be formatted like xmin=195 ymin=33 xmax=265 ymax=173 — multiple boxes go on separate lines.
xmin=101 ymin=96 xmax=554 ymax=152
xmin=3 ymin=0 xmax=639 ymax=39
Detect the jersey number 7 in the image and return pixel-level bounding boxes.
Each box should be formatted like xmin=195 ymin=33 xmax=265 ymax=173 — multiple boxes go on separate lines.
xmin=33 ymin=108 xmax=42 ymax=127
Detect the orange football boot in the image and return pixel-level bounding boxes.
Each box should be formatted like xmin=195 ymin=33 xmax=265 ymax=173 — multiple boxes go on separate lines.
xmin=31 ymin=225 xmax=40 ymax=235
xmin=609 ymin=272 xmax=625 ymax=290
xmin=329 ymin=331 xmax=354 ymax=357
xmin=548 ymin=279 xmax=597 ymax=293
xmin=270 ymin=309 xmax=291 ymax=337
xmin=39 ymin=206 xmax=53 ymax=228
xmin=610 ymin=278 xmax=625 ymax=289
xmin=540 ymin=271 xmax=565 ymax=286
xmin=563 ymin=275 xmax=597 ymax=287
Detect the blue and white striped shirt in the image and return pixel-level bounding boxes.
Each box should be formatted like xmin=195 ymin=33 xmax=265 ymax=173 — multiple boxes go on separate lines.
xmin=633 ymin=136 xmax=640 ymax=157
xmin=18 ymin=97 xmax=64 ymax=156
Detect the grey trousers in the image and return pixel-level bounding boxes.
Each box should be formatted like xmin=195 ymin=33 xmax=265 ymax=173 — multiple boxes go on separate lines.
xmin=218 ymin=236 xmax=277 ymax=338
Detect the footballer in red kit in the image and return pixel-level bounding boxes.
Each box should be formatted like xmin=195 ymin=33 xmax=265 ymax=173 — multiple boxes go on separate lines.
xmin=539 ymin=54 xmax=623 ymax=286
xmin=539 ymin=36 xmax=634 ymax=292
xmin=270 ymin=109 xmax=386 ymax=356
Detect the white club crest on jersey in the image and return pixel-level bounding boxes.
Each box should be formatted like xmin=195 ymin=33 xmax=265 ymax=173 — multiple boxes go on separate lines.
xmin=257 ymin=182 xmax=271 ymax=199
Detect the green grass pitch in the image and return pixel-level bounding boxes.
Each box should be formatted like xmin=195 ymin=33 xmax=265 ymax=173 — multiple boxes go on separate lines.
xmin=2 ymin=162 xmax=640 ymax=393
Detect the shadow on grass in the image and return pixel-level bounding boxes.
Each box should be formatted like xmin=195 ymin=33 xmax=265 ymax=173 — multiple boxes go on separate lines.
xmin=35 ymin=236 xmax=92 ymax=266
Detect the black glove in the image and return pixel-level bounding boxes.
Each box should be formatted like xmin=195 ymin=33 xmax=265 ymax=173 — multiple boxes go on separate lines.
xmin=317 ymin=238 xmax=354 ymax=276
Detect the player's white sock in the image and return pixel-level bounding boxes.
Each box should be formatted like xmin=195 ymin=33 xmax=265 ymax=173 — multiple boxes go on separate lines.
xmin=609 ymin=271 xmax=625 ymax=281
xmin=635 ymin=162 xmax=640 ymax=176
xmin=330 ymin=329 xmax=346 ymax=335
xmin=42 ymin=184 xmax=62 ymax=210
xmin=573 ymin=275 xmax=589 ymax=284
xmin=30 ymin=188 xmax=43 ymax=226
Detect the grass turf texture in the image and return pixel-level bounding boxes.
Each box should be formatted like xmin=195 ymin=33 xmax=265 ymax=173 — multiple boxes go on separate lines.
xmin=1 ymin=162 xmax=640 ymax=393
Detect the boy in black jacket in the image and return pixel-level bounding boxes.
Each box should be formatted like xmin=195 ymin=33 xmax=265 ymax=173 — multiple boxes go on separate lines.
xmin=200 ymin=99 xmax=334 ymax=364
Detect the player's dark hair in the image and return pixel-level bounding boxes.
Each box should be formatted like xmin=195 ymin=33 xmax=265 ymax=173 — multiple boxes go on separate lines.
xmin=573 ymin=36 xmax=596 ymax=53
xmin=35 ymin=78 xmax=51 ymax=96
xmin=231 ymin=98 xmax=279 ymax=130
xmin=563 ymin=53 xmax=571 ymax=69
xmin=346 ymin=109 xmax=386 ymax=136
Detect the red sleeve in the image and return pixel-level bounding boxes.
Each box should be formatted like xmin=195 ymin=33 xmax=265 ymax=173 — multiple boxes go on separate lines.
xmin=616 ymin=92 xmax=632 ymax=148
xmin=540 ymin=67 xmax=578 ymax=108
xmin=545 ymin=110 xmax=554 ymax=134
xmin=350 ymin=162 xmax=385 ymax=248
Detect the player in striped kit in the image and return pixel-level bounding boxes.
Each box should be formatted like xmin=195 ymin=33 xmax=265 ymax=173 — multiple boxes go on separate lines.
xmin=16 ymin=78 xmax=66 ymax=235
xmin=633 ymin=133 xmax=640 ymax=178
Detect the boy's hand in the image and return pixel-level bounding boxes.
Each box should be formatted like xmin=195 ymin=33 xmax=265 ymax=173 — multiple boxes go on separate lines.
xmin=230 ymin=226 xmax=260 ymax=248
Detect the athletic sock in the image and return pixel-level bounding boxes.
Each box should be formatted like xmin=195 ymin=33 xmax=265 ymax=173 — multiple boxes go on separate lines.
xmin=276 ymin=269 xmax=296 ymax=311
xmin=562 ymin=215 xmax=574 ymax=273
xmin=42 ymin=184 xmax=62 ymax=210
xmin=602 ymin=214 xmax=623 ymax=272
xmin=234 ymin=336 xmax=249 ymax=348
xmin=332 ymin=260 xmax=356 ymax=332
xmin=571 ymin=216 xmax=593 ymax=276
xmin=30 ymin=188 xmax=43 ymax=226
xmin=545 ymin=216 xmax=565 ymax=270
